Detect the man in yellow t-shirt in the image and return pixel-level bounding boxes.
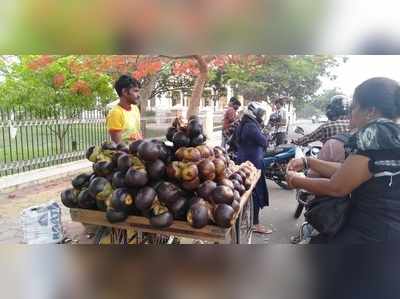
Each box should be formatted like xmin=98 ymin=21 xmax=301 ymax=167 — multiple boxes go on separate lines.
xmin=106 ymin=75 xmax=143 ymax=144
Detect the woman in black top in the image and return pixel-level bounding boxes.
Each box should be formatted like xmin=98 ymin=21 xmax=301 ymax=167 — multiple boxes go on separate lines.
xmin=286 ymin=77 xmax=400 ymax=244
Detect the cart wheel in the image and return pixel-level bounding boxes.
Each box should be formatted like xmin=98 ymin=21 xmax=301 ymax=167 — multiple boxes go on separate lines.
xmin=94 ymin=226 xmax=109 ymax=244
xmin=236 ymin=196 xmax=254 ymax=244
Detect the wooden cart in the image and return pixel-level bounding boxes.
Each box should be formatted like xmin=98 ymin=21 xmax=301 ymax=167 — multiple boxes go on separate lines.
xmin=70 ymin=170 xmax=260 ymax=244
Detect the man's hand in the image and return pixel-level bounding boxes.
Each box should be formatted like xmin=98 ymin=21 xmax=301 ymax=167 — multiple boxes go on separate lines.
xmin=287 ymin=158 xmax=306 ymax=172
xmin=285 ymin=171 xmax=299 ymax=189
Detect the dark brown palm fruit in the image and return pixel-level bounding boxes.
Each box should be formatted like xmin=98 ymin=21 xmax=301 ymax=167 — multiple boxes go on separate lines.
xmin=166 ymin=127 xmax=178 ymax=142
xmin=231 ymin=179 xmax=242 ymax=191
xmin=112 ymin=171 xmax=126 ymax=189
xmin=148 ymin=199 xmax=174 ymax=228
xmin=174 ymin=147 xmax=186 ymax=161
xmin=172 ymin=131 xmax=190 ymax=148
xmin=213 ymin=158 xmax=226 ymax=177
xmin=101 ymin=141 xmax=117 ymax=151
xmin=214 ymin=146 xmax=227 ymax=155
xmin=236 ymin=170 xmax=247 ymax=181
xmin=166 ymin=161 xmax=183 ymax=181
xmin=146 ymin=159 xmax=166 ymax=181
xmin=61 ymin=188 xmax=79 ymax=208
xmin=197 ymin=159 xmax=216 ymax=180
xmin=116 ymin=143 xmax=129 ymax=153
xmin=117 ymin=154 xmax=134 ymax=173
xmin=111 ymin=151 xmax=126 ymax=169
xmin=167 ymin=197 xmax=187 ymax=220
xmin=158 ymin=142 xmax=173 ymax=163
xmin=214 ymin=204 xmax=235 ymax=228
xmin=182 ymin=147 xmax=201 ymax=162
xmin=138 ymin=141 xmax=161 ymax=162
xmin=110 ymin=188 xmax=135 ymax=213
xmin=88 ymin=177 xmax=113 ymax=201
xmin=213 ymin=147 xmax=224 ymax=158
xmin=125 ymin=167 xmax=148 ymax=188
xmin=77 ymin=188 xmax=97 ymax=210
xmin=88 ymin=173 xmax=97 ymax=184
xmin=236 ymin=183 xmax=246 ymax=196
xmin=231 ymin=198 xmax=241 ymax=214
xmin=229 ymin=173 xmax=243 ymax=185
xmin=244 ymin=178 xmax=252 ymax=190
xmin=182 ymin=177 xmax=201 ymax=191
xmin=128 ymin=139 xmax=144 ymax=155
xmin=187 ymin=119 xmax=203 ymax=138
xmin=197 ymin=180 xmax=217 ymax=202
xmin=211 ymin=186 xmax=234 ymax=205
xmin=157 ymin=182 xmax=182 ymax=206
xmin=135 ymin=186 xmax=157 ymax=212
xmin=181 ymin=163 xmax=199 ymax=182
xmin=233 ymin=190 xmax=241 ymax=204
xmin=196 ymin=145 xmax=211 ymax=159
xmin=86 ymin=145 xmax=101 ymax=162
xmin=203 ymin=200 xmax=215 ymax=223
xmin=189 ymin=196 xmax=205 ymax=207
xmin=218 ymin=178 xmax=235 ymax=190
xmin=150 ymin=211 xmax=174 ymax=229
xmin=187 ymin=202 xmax=209 ymax=229
xmin=92 ymin=161 xmax=114 ymax=177
xmin=191 ymin=135 xmax=205 ymax=147
xmin=71 ymin=173 xmax=92 ymax=190
xmin=106 ymin=208 xmax=128 ymax=224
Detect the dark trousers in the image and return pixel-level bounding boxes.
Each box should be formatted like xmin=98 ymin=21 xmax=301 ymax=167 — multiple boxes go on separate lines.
xmin=253 ymin=203 xmax=260 ymax=225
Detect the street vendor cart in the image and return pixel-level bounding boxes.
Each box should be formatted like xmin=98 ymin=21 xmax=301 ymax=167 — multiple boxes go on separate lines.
xmin=69 ymin=170 xmax=260 ymax=244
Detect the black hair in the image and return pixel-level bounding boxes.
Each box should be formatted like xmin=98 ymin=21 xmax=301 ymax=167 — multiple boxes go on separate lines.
xmin=353 ymin=77 xmax=400 ymax=120
xmin=229 ymin=97 xmax=241 ymax=106
xmin=114 ymin=75 xmax=141 ymax=97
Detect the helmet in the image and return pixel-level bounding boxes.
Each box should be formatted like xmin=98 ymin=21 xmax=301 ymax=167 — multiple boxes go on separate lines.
xmin=326 ymin=95 xmax=351 ymax=121
xmin=247 ymin=102 xmax=266 ymax=123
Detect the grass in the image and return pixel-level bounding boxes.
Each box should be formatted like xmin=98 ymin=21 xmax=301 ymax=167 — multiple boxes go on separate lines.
xmin=0 ymin=123 xmax=108 ymax=164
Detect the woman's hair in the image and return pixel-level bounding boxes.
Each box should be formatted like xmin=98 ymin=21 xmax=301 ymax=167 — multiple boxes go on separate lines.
xmin=353 ymin=77 xmax=400 ymax=119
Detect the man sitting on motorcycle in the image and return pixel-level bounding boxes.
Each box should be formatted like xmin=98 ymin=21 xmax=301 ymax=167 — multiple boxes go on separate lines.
xmin=293 ymin=95 xmax=351 ymax=148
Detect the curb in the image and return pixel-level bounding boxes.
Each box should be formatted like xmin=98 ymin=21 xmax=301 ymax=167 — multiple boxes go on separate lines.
xmin=0 ymin=160 xmax=92 ymax=193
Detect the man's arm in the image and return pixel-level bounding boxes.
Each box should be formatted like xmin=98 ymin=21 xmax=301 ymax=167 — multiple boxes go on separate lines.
xmin=109 ymin=130 xmax=122 ymax=144
xmin=294 ymin=124 xmax=325 ymax=146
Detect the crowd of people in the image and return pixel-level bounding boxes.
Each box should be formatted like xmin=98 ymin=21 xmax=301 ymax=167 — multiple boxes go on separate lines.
xmin=106 ymin=74 xmax=400 ymax=244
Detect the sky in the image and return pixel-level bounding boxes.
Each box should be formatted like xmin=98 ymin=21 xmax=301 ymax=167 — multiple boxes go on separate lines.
xmin=321 ymin=55 xmax=400 ymax=95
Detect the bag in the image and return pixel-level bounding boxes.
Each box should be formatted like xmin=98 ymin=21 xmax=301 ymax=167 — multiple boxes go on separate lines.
xmin=20 ymin=201 xmax=63 ymax=244
xmin=304 ymin=196 xmax=351 ymax=237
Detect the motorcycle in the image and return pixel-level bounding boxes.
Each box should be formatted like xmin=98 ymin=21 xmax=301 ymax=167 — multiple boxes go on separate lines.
xmin=263 ymin=126 xmax=321 ymax=190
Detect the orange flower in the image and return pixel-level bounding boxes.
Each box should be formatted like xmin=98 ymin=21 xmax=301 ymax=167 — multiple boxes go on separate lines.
xmin=71 ymin=80 xmax=92 ymax=96
xmin=53 ymin=74 xmax=65 ymax=88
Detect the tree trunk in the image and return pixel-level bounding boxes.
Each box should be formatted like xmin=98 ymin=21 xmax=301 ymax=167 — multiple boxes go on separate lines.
xmin=187 ymin=55 xmax=208 ymax=118
xmin=54 ymin=124 xmax=70 ymax=154
xmin=139 ymin=74 xmax=159 ymax=137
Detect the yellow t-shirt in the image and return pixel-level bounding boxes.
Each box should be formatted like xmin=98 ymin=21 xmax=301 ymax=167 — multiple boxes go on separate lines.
xmin=106 ymin=104 xmax=142 ymax=142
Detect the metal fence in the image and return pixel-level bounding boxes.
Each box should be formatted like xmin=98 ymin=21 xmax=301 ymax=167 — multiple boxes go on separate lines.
xmin=0 ymin=107 xmax=224 ymax=177
xmin=0 ymin=107 xmax=110 ymax=177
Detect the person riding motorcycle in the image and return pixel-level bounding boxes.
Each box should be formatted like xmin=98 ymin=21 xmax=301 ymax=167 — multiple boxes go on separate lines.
xmin=293 ymin=95 xmax=351 ymax=147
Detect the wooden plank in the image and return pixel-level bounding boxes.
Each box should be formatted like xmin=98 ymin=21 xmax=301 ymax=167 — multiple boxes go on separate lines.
xmin=70 ymin=208 xmax=229 ymax=242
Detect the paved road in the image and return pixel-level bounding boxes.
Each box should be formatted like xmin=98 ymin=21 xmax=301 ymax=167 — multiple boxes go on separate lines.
xmin=252 ymin=119 xmax=321 ymax=244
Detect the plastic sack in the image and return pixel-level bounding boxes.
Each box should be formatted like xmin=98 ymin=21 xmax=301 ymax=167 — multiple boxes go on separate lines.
xmin=20 ymin=201 xmax=63 ymax=244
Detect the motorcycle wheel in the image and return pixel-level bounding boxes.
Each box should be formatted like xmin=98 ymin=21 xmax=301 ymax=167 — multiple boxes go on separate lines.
xmin=294 ymin=203 xmax=304 ymax=219
xmin=274 ymin=180 xmax=290 ymax=190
